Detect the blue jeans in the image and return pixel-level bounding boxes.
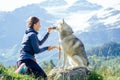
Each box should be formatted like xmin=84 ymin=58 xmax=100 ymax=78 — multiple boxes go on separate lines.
xmin=17 ymin=59 xmax=47 ymax=79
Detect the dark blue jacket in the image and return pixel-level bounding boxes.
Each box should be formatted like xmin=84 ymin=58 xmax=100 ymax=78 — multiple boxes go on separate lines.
xmin=18 ymin=28 xmax=49 ymax=61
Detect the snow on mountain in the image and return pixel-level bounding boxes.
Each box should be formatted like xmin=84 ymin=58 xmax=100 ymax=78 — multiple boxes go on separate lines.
xmin=75 ymin=7 xmax=120 ymax=49
xmin=87 ymin=7 xmax=120 ymax=31
xmin=87 ymin=0 xmax=120 ymax=9
xmin=39 ymin=0 xmax=67 ymax=7
xmin=67 ymin=0 xmax=102 ymax=12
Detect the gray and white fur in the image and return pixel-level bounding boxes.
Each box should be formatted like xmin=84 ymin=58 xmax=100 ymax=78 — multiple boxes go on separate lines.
xmin=54 ymin=19 xmax=89 ymax=69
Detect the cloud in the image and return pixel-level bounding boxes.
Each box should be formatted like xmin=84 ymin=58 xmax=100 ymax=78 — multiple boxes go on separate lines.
xmin=0 ymin=0 xmax=45 ymax=11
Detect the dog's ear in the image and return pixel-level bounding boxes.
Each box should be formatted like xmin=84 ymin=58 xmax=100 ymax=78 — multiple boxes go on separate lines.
xmin=62 ymin=18 xmax=65 ymax=24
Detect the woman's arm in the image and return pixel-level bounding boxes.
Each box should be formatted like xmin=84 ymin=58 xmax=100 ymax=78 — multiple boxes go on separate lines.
xmin=30 ymin=33 xmax=49 ymax=54
xmin=39 ymin=27 xmax=53 ymax=45
xmin=39 ymin=32 xmax=49 ymax=45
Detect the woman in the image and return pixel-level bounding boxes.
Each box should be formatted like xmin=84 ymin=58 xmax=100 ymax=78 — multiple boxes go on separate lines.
xmin=16 ymin=16 xmax=55 ymax=79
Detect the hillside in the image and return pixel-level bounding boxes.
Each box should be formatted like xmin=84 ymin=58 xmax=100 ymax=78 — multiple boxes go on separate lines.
xmin=0 ymin=56 xmax=120 ymax=80
xmin=87 ymin=42 xmax=120 ymax=56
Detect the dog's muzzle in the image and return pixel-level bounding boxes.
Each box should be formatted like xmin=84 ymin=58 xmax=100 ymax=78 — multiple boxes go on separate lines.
xmin=52 ymin=26 xmax=57 ymax=29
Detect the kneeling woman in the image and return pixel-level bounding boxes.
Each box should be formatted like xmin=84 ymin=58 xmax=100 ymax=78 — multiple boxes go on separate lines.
xmin=16 ymin=16 xmax=55 ymax=79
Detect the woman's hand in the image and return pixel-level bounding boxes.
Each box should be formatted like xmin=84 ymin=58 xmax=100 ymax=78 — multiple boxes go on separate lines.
xmin=48 ymin=46 xmax=62 ymax=51
xmin=48 ymin=46 xmax=55 ymax=51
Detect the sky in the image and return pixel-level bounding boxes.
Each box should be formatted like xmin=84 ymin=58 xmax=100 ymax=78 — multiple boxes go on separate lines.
xmin=0 ymin=0 xmax=45 ymax=11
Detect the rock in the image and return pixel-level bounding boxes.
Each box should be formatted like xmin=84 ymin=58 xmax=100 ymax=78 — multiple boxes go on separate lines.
xmin=48 ymin=67 xmax=91 ymax=80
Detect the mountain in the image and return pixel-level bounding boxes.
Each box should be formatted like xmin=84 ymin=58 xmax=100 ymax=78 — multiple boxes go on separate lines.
xmin=0 ymin=4 xmax=55 ymax=49
xmin=39 ymin=0 xmax=67 ymax=7
xmin=67 ymin=0 xmax=102 ymax=12
xmin=87 ymin=8 xmax=120 ymax=30
xmin=76 ymin=28 xmax=120 ymax=49
xmin=87 ymin=42 xmax=120 ymax=56
xmin=75 ymin=7 xmax=120 ymax=49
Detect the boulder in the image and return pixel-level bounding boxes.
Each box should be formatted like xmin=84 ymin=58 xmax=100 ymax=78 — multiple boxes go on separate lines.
xmin=48 ymin=67 xmax=91 ymax=80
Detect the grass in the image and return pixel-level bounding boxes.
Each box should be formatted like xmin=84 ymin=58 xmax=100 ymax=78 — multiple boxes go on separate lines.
xmin=88 ymin=55 xmax=120 ymax=80
xmin=0 ymin=56 xmax=120 ymax=80
xmin=0 ymin=65 xmax=36 ymax=80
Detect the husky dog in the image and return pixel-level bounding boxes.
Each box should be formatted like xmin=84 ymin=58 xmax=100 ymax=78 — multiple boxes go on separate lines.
xmin=53 ymin=19 xmax=89 ymax=69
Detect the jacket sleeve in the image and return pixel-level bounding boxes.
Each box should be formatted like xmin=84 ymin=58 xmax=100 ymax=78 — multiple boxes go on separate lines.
xmin=30 ymin=34 xmax=48 ymax=54
xmin=39 ymin=32 xmax=49 ymax=45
